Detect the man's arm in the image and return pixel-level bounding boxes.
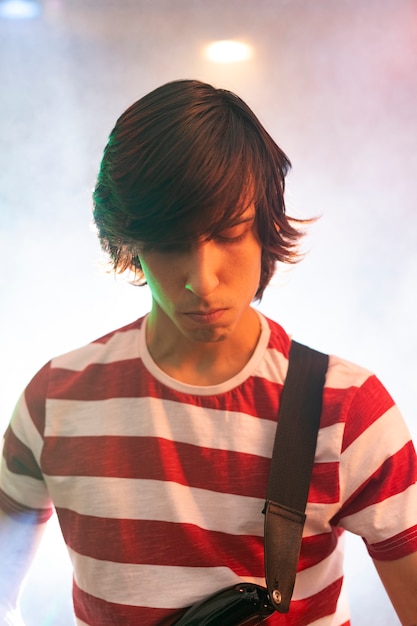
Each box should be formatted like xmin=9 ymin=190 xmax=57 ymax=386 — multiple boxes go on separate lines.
xmin=0 ymin=508 xmax=47 ymax=624
xmin=373 ymin=552 xmax=417 ymax=626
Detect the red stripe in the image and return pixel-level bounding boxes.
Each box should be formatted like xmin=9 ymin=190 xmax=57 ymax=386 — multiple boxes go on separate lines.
xmin=57 ymin=510 xmax=344 ymax=580
xmin=265 ymin=318 xmax=291 ymax=355
xmin=42 ymin=435 xmax=272 ymax=498
xmin=3 ymin=426 xmax=43 ymax=480
xmin=275 ymin=577 xmax=344 ymax=626
xmin=321 ymin=376 xmax=395 ymax=445
xmin=48 ymin=361 xmax=284 ymax=420
xmin=321 ymin=386 xmax=356 ymax=429
xmin=341 ymin=375 xmax=394 ymax=452
xmin=333 ymin=441 xmax=417 ymax=524
xmin=366 ymin=524 xmax=417 ymax=561
xmin=309 ymin=461 xmax=340 ymax=504
xmin=57 ymin=510 xmax=265 ymax=576
xmin=42 ymin=434 xmax=343 ymax=506
xmin=298 ymin=528 xmax=343 ymax=571
xmin=48 ymin=360 xmax=147 ymax=401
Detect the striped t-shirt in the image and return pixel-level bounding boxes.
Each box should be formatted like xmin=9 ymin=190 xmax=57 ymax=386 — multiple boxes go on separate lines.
xmin=1 ymin=312 xmax=416 ymax=625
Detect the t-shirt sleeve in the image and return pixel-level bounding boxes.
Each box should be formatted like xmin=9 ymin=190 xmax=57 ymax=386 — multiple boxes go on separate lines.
xmin=332 ymin=374 xmax=417 ymax=561
xmin=0 ymin=362 xmax=54 ymax=523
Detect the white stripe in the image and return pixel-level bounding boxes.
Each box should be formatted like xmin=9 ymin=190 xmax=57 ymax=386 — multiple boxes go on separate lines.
xmin=303 ymin=501 xmax=341 ymax=538
xmin=326 ymin=355 xmax=371 ymax=390
xmin=253 ymin=346 xmax=288 ymax=383
xmin=70 ymin=548 xmax=264 ymax=609
xmin=332 ymin=578 xmax=351 ymax=626
xmin=0 ymin=461 xmax=50 ymax=510
xmin=45 ymin=396 xmax=278 ymax=457
xmin=52 ymin=328 xmax=141 ymax=370
xmin=257 ymin=350 xmax=372 ymax=391
xmin=316 ymin=423 xmax=345 ymax=463
xmin=10 ymin=396 xmax=44 ymax=466
xmin=48 ymin=476 xmax=266 ymax=536
xmin=45 ymin=395 xmax=343 ymax=465
xmin=341 ymin=405 xmax=412 ymax=501
xmin=70 ymin=541 xmax=349 ymax=612
xmin=340 ymin=484 xmax=417 ymax=543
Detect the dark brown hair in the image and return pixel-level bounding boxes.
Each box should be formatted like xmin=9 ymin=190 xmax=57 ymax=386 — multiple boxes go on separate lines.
xmin=93 ymin=79 xmax=308 ymax=300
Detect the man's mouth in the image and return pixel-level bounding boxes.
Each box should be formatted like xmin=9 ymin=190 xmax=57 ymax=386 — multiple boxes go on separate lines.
xmin=183 ymin=308 xmax=227 ymax=324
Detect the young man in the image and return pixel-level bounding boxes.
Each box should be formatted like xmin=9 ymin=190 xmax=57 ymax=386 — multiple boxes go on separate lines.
xmin=0 ymin=79 xmax=416 ymax=626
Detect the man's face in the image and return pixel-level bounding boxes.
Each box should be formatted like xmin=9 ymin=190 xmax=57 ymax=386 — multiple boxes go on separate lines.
xmin=139 ymin=204 xmax=262 ymax=348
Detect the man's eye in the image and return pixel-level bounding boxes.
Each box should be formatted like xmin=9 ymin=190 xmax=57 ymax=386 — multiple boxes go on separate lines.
xmin=216 ymin=228 xmax=247 ymax=243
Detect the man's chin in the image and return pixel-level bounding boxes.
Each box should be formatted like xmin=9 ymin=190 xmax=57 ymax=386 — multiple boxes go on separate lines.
xmin=184 ymin=326 xmax=230 ymax=344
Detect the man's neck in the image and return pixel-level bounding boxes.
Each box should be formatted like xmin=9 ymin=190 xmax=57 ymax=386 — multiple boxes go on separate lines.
xmin=145 ymin=308 xmax=262 ymax=386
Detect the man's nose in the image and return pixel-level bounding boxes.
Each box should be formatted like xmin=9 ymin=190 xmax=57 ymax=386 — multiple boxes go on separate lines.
xmin=185 ymin=240 xmax=220 ymax=297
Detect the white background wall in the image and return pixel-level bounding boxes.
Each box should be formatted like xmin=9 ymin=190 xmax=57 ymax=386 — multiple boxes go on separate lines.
xmin=1 ymin=1 xmax=416 ymax=623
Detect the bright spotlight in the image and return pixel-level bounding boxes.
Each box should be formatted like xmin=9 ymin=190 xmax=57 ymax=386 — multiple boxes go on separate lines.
xmin=0 ymin=0 xmax=41 ymax=19
xmin=205 ymin=40 xmax=253 ymax=64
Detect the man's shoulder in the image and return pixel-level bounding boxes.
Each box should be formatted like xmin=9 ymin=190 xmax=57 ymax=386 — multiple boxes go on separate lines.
xmin=262 ymin=312 xmax=374 ymax=388
xmin=91 ymin=317 xmax=145 ymax=346
xmin=260 ymin=313 xmax=291 ymax=356
xmin=326 ymin=353 xmax=374 ymax=391
xmin=49 ymin=316 xmax=146 ymax=373
xmin=262 ymin=314 xmax=378 ymax=395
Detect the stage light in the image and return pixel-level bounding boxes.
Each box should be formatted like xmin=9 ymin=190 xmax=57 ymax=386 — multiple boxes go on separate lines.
xmin=205 ymin=40 xmax=253 ymax=63
xmin=0 ymin=0 xmax=41 ymax=19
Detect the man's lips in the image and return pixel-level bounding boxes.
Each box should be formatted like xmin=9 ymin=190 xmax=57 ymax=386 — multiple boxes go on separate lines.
xmin=183 ymin=308 xmax=227 ymax=324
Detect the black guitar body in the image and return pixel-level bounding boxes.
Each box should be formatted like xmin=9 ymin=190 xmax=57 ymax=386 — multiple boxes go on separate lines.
xmin=173 ymin=583 xmax=275 ymax=625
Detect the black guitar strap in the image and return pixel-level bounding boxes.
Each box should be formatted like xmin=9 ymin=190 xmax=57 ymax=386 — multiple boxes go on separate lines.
xmin=264 ymin=340 xmax=329 ymax=613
